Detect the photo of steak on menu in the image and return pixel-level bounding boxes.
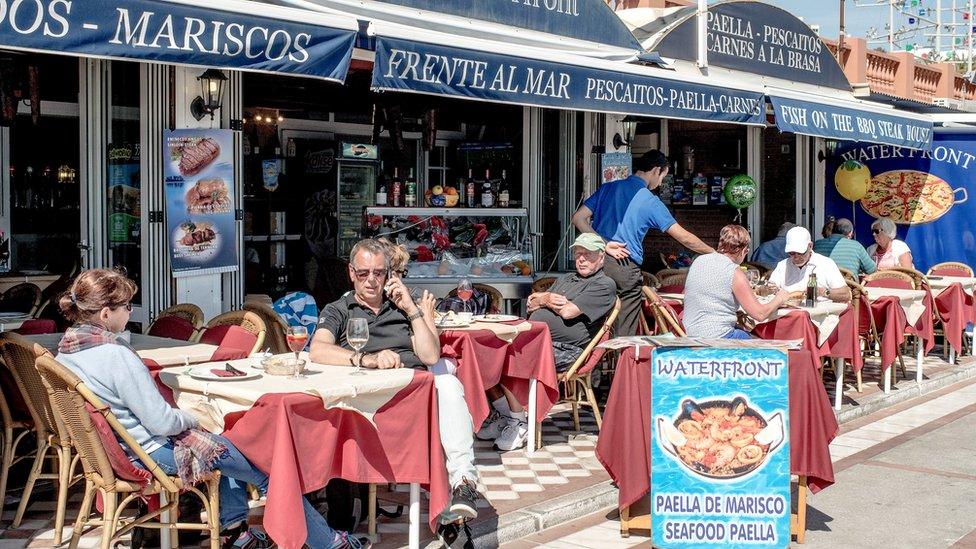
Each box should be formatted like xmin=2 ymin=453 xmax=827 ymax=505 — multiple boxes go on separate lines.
xmin=178 ymin=137 xmax=221 ymax=176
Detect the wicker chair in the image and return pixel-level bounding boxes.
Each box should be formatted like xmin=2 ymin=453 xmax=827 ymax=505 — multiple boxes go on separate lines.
xmin=0 ymin=283 xmax=41 ymax=315
xmin=657 ymin=273 xmax=688 ymax=293
xmin=863 ymin=270 xmax=916 ymax=290
xmin=641 ymin=271 xmax=661 ymax=289
xmin=199 ymin=310 xmax=267 ymax=356
xmin=0 ymin=357 xmax=31 ymax=522
xmin=531 ymin=276 xmax=557 ymax=294
xmin=242 ymin=301 xmax=290 ymax=354
xmin=655 ymin=268 xmax=688 ymax=280
xmin=845 ymin=280 xmax=877 ymax=394
xmin=838 ymin=267 xmax=859 ymax=286
xmin=34 ymin=355 xmax=220 ymax=549
xmin=928 ymin=262 xmax=974 ymax=277
xmin=148 ymin=303 xmax=205 ymax=339
xmin=446 ymin=283 xmax=503 ymax=314
xmin=0 ymin=336 xmax=80 ymax=543
xmin=642 ymin=287 xmax=686 ymax=336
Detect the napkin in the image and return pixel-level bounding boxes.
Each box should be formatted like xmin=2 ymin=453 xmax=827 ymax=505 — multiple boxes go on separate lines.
xmin=210 ymin=368 xmax=245 ymax=378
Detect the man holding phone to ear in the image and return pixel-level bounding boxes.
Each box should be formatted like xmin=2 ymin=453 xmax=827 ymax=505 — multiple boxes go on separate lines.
xmin=310 ymin=239 xmax=482 ymax=527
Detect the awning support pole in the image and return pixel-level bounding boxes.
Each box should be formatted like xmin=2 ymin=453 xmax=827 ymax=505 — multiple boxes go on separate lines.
xmin=697 ymin=0 xmax=708 ymax=69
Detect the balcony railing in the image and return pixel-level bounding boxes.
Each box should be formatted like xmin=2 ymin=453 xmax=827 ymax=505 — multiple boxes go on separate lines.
xmin=866 ymin=50 xmax=899 ymax=96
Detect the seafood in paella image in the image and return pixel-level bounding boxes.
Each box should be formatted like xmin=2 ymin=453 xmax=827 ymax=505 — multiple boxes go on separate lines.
xmin=657 ymin=396 xmax=784 ymax=480
xmin=185 ymin=177 xmax=231 ymax=214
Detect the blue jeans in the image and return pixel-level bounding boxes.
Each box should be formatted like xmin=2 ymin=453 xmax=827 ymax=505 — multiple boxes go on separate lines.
xmin=146 ymin=435 xmax=336 ymax=549
xmin=723 ymin=328 xmax=753 ymax=340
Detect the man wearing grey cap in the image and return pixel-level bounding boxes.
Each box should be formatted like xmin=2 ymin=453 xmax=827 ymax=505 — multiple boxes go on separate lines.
xmin=477 ymin=233 xmax=616 ymax=451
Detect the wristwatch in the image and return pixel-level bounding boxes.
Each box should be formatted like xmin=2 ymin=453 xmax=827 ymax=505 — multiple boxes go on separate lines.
xmin=407 ymin=310 xmax=424 ymax=321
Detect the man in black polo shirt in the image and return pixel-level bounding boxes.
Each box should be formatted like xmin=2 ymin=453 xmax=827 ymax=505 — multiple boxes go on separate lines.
xmin=310 ymin=239 xmax=481 ymax=524
xmin=477 ymin=233 xmax=617 ymax=451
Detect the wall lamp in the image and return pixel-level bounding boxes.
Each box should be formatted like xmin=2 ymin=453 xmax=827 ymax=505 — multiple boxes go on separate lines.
xmin=190 ymin=69 xmax=228 ymax=121
xmin=613 ymin=116 xmax=639 ymax=150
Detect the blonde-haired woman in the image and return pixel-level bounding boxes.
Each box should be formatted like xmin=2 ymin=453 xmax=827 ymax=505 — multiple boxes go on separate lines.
xmin=683 ymin=225 xmax=790 ymax=339
xmin=55 ymin=269 xmax=362 ymax=549
xmin=867 ymin=217 xmax=913 ymax=269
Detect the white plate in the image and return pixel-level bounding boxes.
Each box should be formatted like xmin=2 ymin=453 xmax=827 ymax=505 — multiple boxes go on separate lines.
xmin=187 ymin=365 xmax=261 ymax=381
xmin=472 ymin=314 xmax=521 ymax=323
xmin=436 ymin=318 xmax=471 ymax=328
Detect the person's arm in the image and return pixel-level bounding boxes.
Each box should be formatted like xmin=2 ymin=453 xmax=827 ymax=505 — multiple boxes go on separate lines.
xmin=571 ymin=204 xmax=595 ymax=234
xmin=666 ymin=223 xmax=715 ymax=255
xmin=824 ymin=285 xmax=852 ymax=303
xmin=859 ymin=246 xmax=878 ymax=275
xmin=898 ymin=251 xmax=914 ymax=269
xmin=385 ymin=277 xmax=440 ymax=366
xmin=309 ymin=304 xmax=362 ymax=367
xmin=822 ymin=265 xmax=852 ymax=302
xmin=112 ymin=348 xmax=197 ymax=436
xmin=526 ymin=292 xmax=550 ymax=313
xmin=732 ymin=270 xmax=789 ymax=321
xmin=547 ymin=293 xmax=582 ymax=320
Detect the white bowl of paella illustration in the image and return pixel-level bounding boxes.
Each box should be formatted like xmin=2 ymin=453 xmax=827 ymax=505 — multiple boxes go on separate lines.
xmin=656 ymin=396 xmax=785 ymax=480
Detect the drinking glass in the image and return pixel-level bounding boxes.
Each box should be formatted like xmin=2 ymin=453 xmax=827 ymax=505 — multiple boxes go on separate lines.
xmin=457 ymin=278 xmax=474 ymax=313
xmin=286 ymin=326 xmax=309 ymax=379
xmin=346 ymin=318 xmax=369 ymax=375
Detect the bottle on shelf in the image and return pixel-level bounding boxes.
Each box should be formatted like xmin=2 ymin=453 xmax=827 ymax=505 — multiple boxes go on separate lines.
xmin=497 ymin=169 xmax=510 ymax=208
xmin=481 ymin=169 xmax=494 ymax=208
xmin=391 ymin=167 xmax=402 ymax=207
xmin=375 ymin=179 xmax=387 ymax=206
xmin=405 ymin=168 xmax=417 ymax=207
xmin=465 ymin=169 xmax=476 ymax=208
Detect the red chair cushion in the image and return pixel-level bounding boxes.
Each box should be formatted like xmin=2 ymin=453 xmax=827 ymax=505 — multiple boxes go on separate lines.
xmin=658 ymin=284 xmax=685 ymax=294
xmin=576 ymin=331 xmax=610 ymax=376
xmin=146 ymin=316 xmax=196 ymax=341
xmin=199 ymin=325 xmax=256 ymax=360
xmin=84 ymin=403 xmax=153 ymax=485
xmin=13 ymin=319 xmax=57 ymax=335
xmin=930 ymin=267 xmax=973 ymax=277
xmin=865 ymin=278 xmax=914 ymax=290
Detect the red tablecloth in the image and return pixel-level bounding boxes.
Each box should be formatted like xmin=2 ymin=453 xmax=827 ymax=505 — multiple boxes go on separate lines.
xmin=153 ymin=369 xmax=449 ymax=549
xmin=752 ymin=309 xmax=827 ymax=366
xmin=935 ymin=283 xmax=970 ymax=352
xmin=439 ymin=321 xmax=559 ymax=429
xmin=820 ymin=304 xmax=863 ymax=372
xmin=596 ymin=347 xmax=838 ymax=510
xmin=869 ymin=296 xmax=909 ymax=371
xmin=909 ymin=290 xmax=936 ymax=355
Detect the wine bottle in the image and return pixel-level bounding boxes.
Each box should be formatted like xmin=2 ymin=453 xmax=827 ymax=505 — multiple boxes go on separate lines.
xmin=481 ymin=169 xmax=493 ymax=208
xmin=465 ymin=169 xmax=476 ymax=208
xmin=391 ymin=168 xmax=402 ymax=207
xmin=498 ymin=169 xmax=510 ymax=208
xmin=405 ymin=168 xmax=417 ymax=207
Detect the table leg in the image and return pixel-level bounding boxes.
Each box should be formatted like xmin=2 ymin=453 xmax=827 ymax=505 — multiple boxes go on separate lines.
xmin=833 ymin=358 xmax=844 ymax=411
xmin=409 ymin=483 xmax=420 ymax=549
xmin=883 ymin=364 xmax=892 ymax=394
xmin=159 ymin=491 xmax=172 ymax=549
xmin=620 ymin=504 xmax=630 ymax=538
xmin=949 ymin=345 xmax=957 ymax=366
xmin=795 ymin=476 xmax=808 ymax=544
xmin=916 ymin=344 xmax=924 ymax=384
xmin=527 ymin=379 xmax=538 ymax=455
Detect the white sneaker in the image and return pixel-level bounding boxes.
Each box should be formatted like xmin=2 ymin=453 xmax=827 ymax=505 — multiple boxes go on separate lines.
xmin=494 ymin=417 xmax=528 ymax=451
xmin=476 ymin=409 xmax=508 ymax=440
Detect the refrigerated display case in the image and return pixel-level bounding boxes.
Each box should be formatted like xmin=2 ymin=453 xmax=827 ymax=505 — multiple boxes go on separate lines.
xmin=336 ymin=144 xmax=379 ymax=258
xmin=364 ymin=206 xmax=533 ymax=306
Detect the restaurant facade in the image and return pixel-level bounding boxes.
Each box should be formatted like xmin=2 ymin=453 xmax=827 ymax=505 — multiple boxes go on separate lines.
xmin=0 ymin=0 xmax=939 ymax=328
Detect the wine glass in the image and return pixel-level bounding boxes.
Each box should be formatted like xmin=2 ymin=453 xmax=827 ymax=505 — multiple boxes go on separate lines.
xmin=346 ymin=318 xmax=369 ymax=375
xmin=286 ymin=326 xmax=309 ymax=379
xmin=457 ymin=278 xmax=474 ymax=314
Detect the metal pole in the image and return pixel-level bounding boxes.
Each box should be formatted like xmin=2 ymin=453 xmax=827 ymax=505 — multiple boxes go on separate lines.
xmin=839 ymin=0 xmax=846 ymax=62
xmin=890 ymin=0 xmax=895 ymax=51
xmin=970 ymin=0 xmax=974 ymax=73
xmin=937 ymin=0 xmax=943 ymax=54
xmin=697 ymin=0 xmax=708 ymax=69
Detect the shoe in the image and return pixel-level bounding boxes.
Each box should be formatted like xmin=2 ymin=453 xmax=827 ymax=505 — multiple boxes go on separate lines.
xmin=494 ymin=416 xmax=528 ymax=451
xmin=329 ymin=530 xmax=369 ymax=549
xmin=221 ymin=526 xmax=275 ymax=549
xmin=449 ymin=478 xmax=480 ymax=521
xmin=475 ymin=409 xmax=507 ymax=440
xmin=437 ymin=521 xmax=475 ymax=548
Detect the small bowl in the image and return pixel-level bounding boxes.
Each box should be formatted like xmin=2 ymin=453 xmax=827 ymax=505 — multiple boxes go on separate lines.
xmin=261 ymin=356 xmax=305 ymax=376
xmin=456 ymin=312 xmax=474 ymax=323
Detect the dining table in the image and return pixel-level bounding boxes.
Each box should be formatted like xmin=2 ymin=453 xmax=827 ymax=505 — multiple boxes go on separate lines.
xmin=927 ymin=275 xmax=976 ymax=362
xmin=863 ymin=286 xmax=931 ymax=392
xmin=157 ymin=353 xmax=448 ymax=549
xmin=25 ymin=333 xmax=219 ymax=366
xmin=596 ymin=345 xmax=839 ymax=539
xmin=0 ymin=313 xmax=35 ymax=332
xmin=437 ymin=317 xmax=559 ymax=453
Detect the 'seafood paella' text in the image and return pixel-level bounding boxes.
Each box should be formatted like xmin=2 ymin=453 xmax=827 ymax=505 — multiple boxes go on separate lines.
xmin=654 ymin=358 xmax=785 ymax=380
xmin=656 ymin=492 xmax=787 ymax=543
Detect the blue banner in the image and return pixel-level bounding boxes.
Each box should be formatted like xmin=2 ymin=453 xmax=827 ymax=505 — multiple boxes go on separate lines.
xmin=824 ymin=133 xmax=976 ymax=273
xmin=164 ymin=129 xmax=238 ymax=276
xmin=0 ymin=0 xmax=355 ymax=81
xmin=372 ymin=37 xmax=766 ymax=125
xmin=770 ymin=95 xmax=933 ymax=150
xmin=652 ymin=346 xmax=791 ymax=549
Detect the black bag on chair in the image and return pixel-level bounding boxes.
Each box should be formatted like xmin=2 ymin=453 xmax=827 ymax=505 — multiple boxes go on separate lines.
xmin=321 ymin=479 xmax=404 ymax=532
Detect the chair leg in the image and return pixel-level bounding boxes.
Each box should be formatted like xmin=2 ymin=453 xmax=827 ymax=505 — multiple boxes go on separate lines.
xmin=208 ymin=479 xmax=221 ymax=549
xmin=568 ymin=381 xmax=581 ymax=432
xmin=53 ymin=445 xmax=71 ymax=545
xmin=582 ymin=377 xmax=603 ymax=429
xmin=13 ymin=438 xmax=49 ymax=527
xmin=0 ymin=425 xmax=13 ymax=519
xmin=70 ymin=481 xmax=95 ymax=549
xmin=100 ymin=491 xmax=118 ymax=549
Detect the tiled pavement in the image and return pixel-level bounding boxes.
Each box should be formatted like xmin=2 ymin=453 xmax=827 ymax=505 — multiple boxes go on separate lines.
xmin=0 ymin=405 xmax=603 ymax=548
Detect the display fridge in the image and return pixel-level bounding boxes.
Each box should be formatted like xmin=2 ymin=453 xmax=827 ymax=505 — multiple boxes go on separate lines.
xmin=336 ymin=143 xmax=379 ymax=258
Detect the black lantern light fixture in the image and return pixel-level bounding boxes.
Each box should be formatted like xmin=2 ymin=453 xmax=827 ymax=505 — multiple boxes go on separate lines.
xmin=190 ymin=69 xmax=228 ymax=121
xmin=613 ymin=116 xmax=639 ymax=150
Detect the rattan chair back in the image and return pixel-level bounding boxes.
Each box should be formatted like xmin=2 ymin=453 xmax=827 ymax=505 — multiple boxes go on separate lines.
xmin=888 ymin=267 xmax=929 ymax=291
xmin=0 ymin=337 xmax=58 ymax=441
xmin=203 ymin=310 xmax=267 ymax=355
xmin=642 ymin=271 xmax=661 ymax=289
xmin=655 ymin=268 xmax=688 ymax=280
xmin=531 ymin=277 xmax=557 ymax=294
xmin=643 ymin=286 xmax=687 ymax=337
xmin=838 ymin=267 xmax=859 ymax=285
xmin=156 ymin=303 xmax=205 ymax=329
xmin=242 ymin=301 xmax=290 ymax=354
xmin=658 ymin=273 xmax=688 ymax=291
xmin=928 ymin=262 xmax=974 ymax=277
xmin=0 ymin=283 xmax=41 ymax=315
xmin=863 ymin=270 xmax=916 ymax=290
xmin=447 ymin=283 xmax=503 ymax=314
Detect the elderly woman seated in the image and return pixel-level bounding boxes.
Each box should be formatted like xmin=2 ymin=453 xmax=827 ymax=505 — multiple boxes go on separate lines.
xmin=683 ymin=225 xmax=791 ymax=339
xmin=867 ymin=217 xmax=914 ymax=270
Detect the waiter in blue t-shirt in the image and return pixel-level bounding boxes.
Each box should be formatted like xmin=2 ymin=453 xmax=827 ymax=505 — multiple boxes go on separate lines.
xmin=572 ymin=150 xmax=714 ymax=336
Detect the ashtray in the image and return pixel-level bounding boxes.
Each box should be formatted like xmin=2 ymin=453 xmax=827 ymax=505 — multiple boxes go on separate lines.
xmin=261 ymin=356 xmax=305 ymax=376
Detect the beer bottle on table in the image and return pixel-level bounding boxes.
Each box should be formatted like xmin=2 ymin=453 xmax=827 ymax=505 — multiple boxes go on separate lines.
xmin=806 ymin=272 xmax=818 ymax=307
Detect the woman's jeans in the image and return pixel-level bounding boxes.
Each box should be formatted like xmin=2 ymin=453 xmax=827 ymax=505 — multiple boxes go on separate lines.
xmin=146 ymin=435 xmax=336 ymax=549
xmin=724 ymin=328 xmax=753 ymax=340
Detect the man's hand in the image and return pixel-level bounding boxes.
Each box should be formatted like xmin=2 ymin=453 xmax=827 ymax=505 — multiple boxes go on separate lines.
xmin=419 ymin=290 xmax=436 ymax=318
xmin=364 ymin=349 xmax=402 ymax=369
xmin=548 ymin=293 xmax=568 ymax=311
xmin=606 ymin=241 xmax=630 ymax=260
xmin=384 ymin=277 xmax=417 ymax=314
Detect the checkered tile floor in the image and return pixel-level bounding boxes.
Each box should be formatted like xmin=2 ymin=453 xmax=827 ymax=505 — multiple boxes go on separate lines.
xmin=0 ymin=406 xmax=604 ymax=548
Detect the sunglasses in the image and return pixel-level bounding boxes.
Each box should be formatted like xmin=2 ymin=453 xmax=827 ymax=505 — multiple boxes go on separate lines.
xmin=113 ymin=303 xmax=132 ymax=312
xmin=872 ymin=228 xmax=883 ymax=234
xmin=350 ymin=267 xmax=388 ymax=281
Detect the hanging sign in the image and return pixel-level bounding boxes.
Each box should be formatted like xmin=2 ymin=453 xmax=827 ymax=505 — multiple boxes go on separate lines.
xmin=652 ymin=0 xmax=851 ymax=91
xmin=824 ymin=132 xmax=976 ymax=273
xmin=373 ymin=37 xmax=766 ymax=125
xmin=164 ymin=129 xmax=238 ymax=276
xmin=108 ymin=143 xmax=141 ymax=244
xmin=0 ymin=0 xmax=356 ymax=82
xmin=770 ymin=95 xmax=933 ymax=150
xmin=652 ymin=345 xmax=791 ymax=549
xmin=600 ymin=153 xmax=632 ymax=184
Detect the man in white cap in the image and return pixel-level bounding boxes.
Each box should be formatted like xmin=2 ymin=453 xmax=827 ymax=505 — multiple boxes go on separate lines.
xmin=768 ymin=226 xmax=851 ymax=303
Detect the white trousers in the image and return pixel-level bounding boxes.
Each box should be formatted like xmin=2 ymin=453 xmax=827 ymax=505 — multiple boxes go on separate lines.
xmin=430 ymin=358 xmax=478 ymax=488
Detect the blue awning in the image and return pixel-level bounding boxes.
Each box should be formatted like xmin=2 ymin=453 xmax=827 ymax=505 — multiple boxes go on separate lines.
xmin=371 ymin=35 xmax=767 ymax=125
xmin=769 ymin=92 xmax=934 ymax=150
xmin=0 ymin=0 xmax=358 ymax=82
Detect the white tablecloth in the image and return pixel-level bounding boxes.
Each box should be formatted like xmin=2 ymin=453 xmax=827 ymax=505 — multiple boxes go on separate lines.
xmin=762 ymin=301 xmax=849 ymax=346
xmin=865 ymin=287 xmax=928 ymax=325
xmin=26 ymin=333 xmax=217 ymax=365
xmin=928 ymin=276 xmax=976 ymax=297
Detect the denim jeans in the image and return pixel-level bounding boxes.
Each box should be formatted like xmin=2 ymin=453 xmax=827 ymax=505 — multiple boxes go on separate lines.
xmin=723 ymin=328 xmax=754 ymax=340
xmin=430 ymin=358 xmax=478 ymax=488
xmin=146 ymin=435 xmax=336 ymax=549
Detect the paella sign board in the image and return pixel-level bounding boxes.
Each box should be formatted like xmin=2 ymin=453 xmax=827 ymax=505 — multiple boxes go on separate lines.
xmin=652 ymin=344 xmax=790 ymax=549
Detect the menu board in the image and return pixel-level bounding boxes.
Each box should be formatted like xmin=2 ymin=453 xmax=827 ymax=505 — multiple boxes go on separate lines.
xmin=652 ymin=346 xmax=790 ymax=549
xmin=163 ymin=129 xmax=238 ymax=276
xmin=601 ymin=152 xmax=632 ymax=184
